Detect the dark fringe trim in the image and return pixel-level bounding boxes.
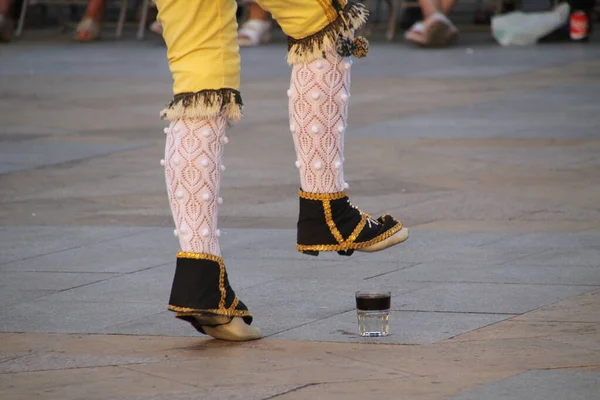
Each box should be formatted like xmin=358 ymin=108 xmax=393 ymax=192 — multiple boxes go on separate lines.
xmin=286 ymin=2 xmax=369 ymax=64
xmin=160 ymin=88 xmax=243 ymax=122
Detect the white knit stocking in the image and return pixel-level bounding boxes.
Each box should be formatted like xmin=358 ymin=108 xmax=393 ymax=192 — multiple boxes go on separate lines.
xmin=163 ymin=117 xmax=228 ymax=256
xmin=288 ymin=52 xmax=351 ymax=194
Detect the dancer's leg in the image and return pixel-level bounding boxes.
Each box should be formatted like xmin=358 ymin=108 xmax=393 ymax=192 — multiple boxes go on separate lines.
xmin=74 ymin=0 xmax=106 ymax=41
xmin=0 ymin=0 xmax=15 ymax=42
xmin=418 ymin=0 xmax=442 ymax=18
xmin=258 ymin=0 xmax=408 ymax=256
xmin=154 ymin=0 xmax=260 ymax=341
xmin=0 ymin=0 xmax=13 ymax=16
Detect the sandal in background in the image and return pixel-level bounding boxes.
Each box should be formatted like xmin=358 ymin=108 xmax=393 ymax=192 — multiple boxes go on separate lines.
xmin=73 ymin=17 xmax=101 ymax=42
xmin=238 ymin=19 xmax=271 ymax=47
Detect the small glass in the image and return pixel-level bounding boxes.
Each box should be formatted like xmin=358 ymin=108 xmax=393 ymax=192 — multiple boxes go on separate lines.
xmin=355 ymin=290 xmax=391 ymax=337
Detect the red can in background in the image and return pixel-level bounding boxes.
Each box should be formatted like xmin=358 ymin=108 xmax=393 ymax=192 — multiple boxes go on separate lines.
xmin=570 ymin=11 xmax=589 ymax=41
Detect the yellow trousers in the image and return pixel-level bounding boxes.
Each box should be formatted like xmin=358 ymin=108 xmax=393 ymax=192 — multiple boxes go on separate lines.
xmin=154 ymin=0 xmax=369 ymax=121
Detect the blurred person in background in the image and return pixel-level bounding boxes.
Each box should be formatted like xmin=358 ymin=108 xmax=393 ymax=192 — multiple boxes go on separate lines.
xmin=74 ymin=0 xmax=158 ymax=41
xmin=0 ymin=0 xmax=15 ymax=42
xmin=73 ymin=0 xmax=106 ymax=41
xmin=404 ymin=0 xmax=458 ymax=47
xmin=237 ymin=0 xmax=271 ymax=47
xmin=75 ymin=0 xmax=276 ymax=44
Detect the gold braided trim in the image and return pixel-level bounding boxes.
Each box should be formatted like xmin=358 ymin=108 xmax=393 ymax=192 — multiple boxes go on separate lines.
xmin=174 ymin=251 xmax=231 ymax=315
xmin=299 ymin=189 xmax=346 ymax=201
xmin=228 ymin=296 xmax=240 ymax=312
xmin=177 ymin=251 xmax=223 ymax=262
xmin=170 ymin=305 xmax=252 ymax=318
xmin=160 ymin=88 xmax=243 ymax=122
xmin=347 ymin=214 xmax=367 ymax=244
xmin=323 ymin=199 xmax=345 ymax=244
xmin=297 ymin=217 xmax=403 ymax=252
xmin=324 ymin=199 xmax=369 ymax=247
xmin=169 ymin=296 xmax=249 ymax=317
xmin=287 ymin=3 xmax=369 ymax=65
xmin=217 ymin=258 xmax=226 ymax=310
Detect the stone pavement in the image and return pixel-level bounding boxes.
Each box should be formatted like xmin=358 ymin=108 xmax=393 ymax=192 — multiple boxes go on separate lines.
xmin=1 ymin=30 xmax=599 ymax=399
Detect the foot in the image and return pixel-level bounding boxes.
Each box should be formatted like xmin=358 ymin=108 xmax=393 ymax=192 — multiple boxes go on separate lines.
xmin=169 ymin=253 xmax=259 ymax=340
xmin=423 ymin=13 xmax=458 ymax=47
xmin=405 ymin=21 xmax=427 ymax=46
xmin=149 ymin=19 xmax=162 ymax=36
xmin=296 ymin=190 xmax=408 ymax=256
xmin=201 ymin=316 xmax=262 ymax=341
xmin=73 ymin=17 xmax=101 ymax=42
xmin=238 ymin=19 xmax=271 ymax=47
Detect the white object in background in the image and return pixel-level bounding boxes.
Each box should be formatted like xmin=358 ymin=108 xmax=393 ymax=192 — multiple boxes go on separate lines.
xmin=491 ymin=3 xmax=571 ymax=46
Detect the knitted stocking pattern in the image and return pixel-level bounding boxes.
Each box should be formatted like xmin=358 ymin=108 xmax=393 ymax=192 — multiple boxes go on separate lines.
xmin=289 ymin=52 xmax=352 ymax=194
xmin=163 ymin=117 xmax=228 ymax=256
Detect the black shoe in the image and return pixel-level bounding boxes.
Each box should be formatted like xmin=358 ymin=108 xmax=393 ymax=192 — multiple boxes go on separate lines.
xmin=168 ymin=252 xmax=253 ymax=334
xmin=296 ymin=189 xmax=409 ymax=256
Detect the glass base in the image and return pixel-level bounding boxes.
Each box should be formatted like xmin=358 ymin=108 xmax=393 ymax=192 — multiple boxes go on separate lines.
xmin=357 ymin=310 xmax=390 ymax=337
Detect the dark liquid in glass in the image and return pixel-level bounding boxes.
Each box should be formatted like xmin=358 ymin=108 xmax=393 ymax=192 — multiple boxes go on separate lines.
xmin=356 ymin=294 xmax=391 ymax=311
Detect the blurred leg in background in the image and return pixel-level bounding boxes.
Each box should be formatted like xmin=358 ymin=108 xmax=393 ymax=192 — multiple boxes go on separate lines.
xmin=405 ymin=0 xmax=458 ymax=47
xmin=0 ymin=0 xmax=15 ymax=42
xmin=73 ymin=0 xmax=105 ymax=41
xmin=238 ymin=0 xmax=271 ymax=47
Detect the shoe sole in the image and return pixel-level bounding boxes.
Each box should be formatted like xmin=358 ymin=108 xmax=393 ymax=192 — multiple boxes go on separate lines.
xmin=201 ymin=318 xmax=262 ymax=341
xmin=357 ymin=227 xmax=409 ymax=253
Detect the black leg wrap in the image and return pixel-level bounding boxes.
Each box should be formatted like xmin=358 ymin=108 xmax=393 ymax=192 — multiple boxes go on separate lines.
xmin=296 ymin=189 xmax=404 ymax=255
xmin=167 ymin=252 xmax=252 ymax=334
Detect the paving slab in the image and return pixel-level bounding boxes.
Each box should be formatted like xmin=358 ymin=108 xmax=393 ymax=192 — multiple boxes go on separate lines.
xmin=488 ymin=231 xmax=600 ymax=249
xmin=125 ymin=349 xmax=412 ymax=390
xmin=0 ymin=236 xmax=174 ymax=273
xmin=0 ymin=300 xmax=162 ymax=333
xmin=109 ymin=386 xmax=304 ymax=400
xmin=351 ymin=83 xmax=600 ymax=139
xmin=0 ymin=365 xmax=196 ymax=400
xmin=99 ymin=311 xmax=199 ymax=337
xmin=270 ymin=310 xmax=512 ymax=344
xmin=1 ymin=229 xmax=599 ymax=342
xmin=0 ymin=271 xmax=117 ymax=291
xmin=450 ymin=370 xmax=600 ymax=400
xmin=0 ymin=138 xmax=147 ymax=174
xmin=236 ymin=277 xmax=423 ymax=337
xmin=511 ymin=247 xmax=600 ymax=267
xmin=512 ymin=290 xmax=600 ymax=323
xmin=390 ymin=262 xmax=600 ymax=285
xmin=338 ymin=231 xmax=547 ymax=265
xmin=0 ymin=287 xmax=57 ymax=308
xmin=392 ymin=282 xmax=597 ymax=314
xmin=0 ymin=227 xmax=153 ymax=265
xmin=0 ymin=352 xmax=168 ymax=374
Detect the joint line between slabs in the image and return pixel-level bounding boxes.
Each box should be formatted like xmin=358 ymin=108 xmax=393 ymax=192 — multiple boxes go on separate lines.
xmin=393 ymin=309 xmax=517 ymax=316
xmin=0 ymin=227 xmax=160 ymax=267
xmin=262 ymin=383 xmax=321 ymax=400
xmin=263 ymin=307 xmax=355 ymax=338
